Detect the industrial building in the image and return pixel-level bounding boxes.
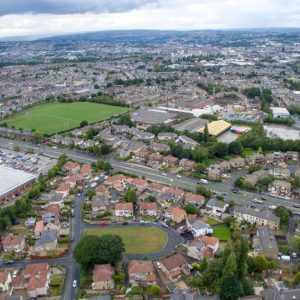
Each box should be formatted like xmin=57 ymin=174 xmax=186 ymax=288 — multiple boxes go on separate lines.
xmin=198 ymin=120 xmax=231 ymax=137
xmin=0 ymin=165 xmax=37 ymax=204
xmin=173 ymin=118 xmax=209 ymax=133
xmin=270 ymin=107 xmax=290 ymax=119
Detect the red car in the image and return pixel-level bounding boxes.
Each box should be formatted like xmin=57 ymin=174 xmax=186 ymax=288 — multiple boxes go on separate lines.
xmin=100 ymin=221 xmax=109 ymax=226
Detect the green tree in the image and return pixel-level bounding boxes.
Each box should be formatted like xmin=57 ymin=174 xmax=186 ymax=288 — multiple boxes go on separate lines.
xmin=87 ymin=189 xmax=96 ymax=200
xmin=80 ymin=120 xmax=88 ymax=128
xmin=228 ymin=141 xmax=244 ymax=155
xmin=214 ymin=142 xmax=229 ymax=158
xmin=123 ymin=189 xmax=137 ymax=204
xmin=148 ymin=285 xmax=161 ymax=296
xmin=294 ymin=272 xmax=300 ymax=286
xmin=203 ymin=124 xmax=209 ymax=143
xmin=253 ymin=255 xmax=268 ymax=273
xmin=117 ymin=113 xmax=133 ymax=127
xmin=73 ymin=235 xmax=125 ymax=271
xmin=276 ymin=206 xmax=290 ymax=226
xmin=33 ymin=132 xmax=44 ymax=144
xmin=184 ymin=204 xmax=200 ymax=215
xmin=196 ymin=186 xmax=212 ymax=198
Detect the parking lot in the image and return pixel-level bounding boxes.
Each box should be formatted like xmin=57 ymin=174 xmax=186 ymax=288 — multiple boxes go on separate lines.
xmin=0 ymin=147 xmax=57 ymax=175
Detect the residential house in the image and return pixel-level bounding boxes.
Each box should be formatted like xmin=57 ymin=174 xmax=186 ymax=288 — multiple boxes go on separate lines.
xmin=253 ymin=226 xmax=278 ymax=260
xmin=266 ymin=152 xmax=285 ymax=166
xmin=269 ymin=167 xmax=291 ymax=179
xmin=92 ymin=264 xmax=114 ymax=290
xmin=43 ymin=212 xmax=59 ymax=226
xmin=95 ymin=185 xmax=110 ymax=199
xmin=139 ymin=202 xmax=158 ymax=216
xmin=165 ymin=207 xmax=187 ymax=223
xmin=157 ymin=132 xmax=178 ymax=141
xmin=286 ymin=151 xmax=299 ymax=161
xmin=80 ymin=164 xmax=92 ymax=179
xmin=127 ymin=177 xmax=148 ymax=192
xmin=45 ymin=204 xmax=61 ymax=215
xmin=170 ymin=288 xmax=206 ymax=300
xmin=147 ymin=182 xmax=166 ymax=196
xmin=185 ymin=193 xmax=205 ymax=207
xmin=0 ymin=271 xmax=12 ymax=292
xmin=115 ymin=203 xmax=133 ymax=217
xmin=134 ymin=149 xmax=151 ymax=162
xmin=247 ymin=153 xmax=265 ymax=165
xmin=105 ymin=174 xmax=127 ymax=186
xmin=47 ymin=191 xmax=64 ymax=207
xmin=233 ymin=206 xmax=280 ymax=230
xmin=176 ymin=135 xmax=198 ymax=150
xmin=185 ymin=236 xmax=219 ymax=259
xmin=112 ymin=125 xmax=130 ymax=134
xmin=62 ymin=161 xmax=80 ymax=174
xmin=229 ymin=157 xmax=246 ymax=169
xmin=148 ymin=153 xmax=164 ymax=165
xmin=34 ymin=229 xmax=58 ymax=252
xmin=55 ymin=183 xmax=70 ymax=199
xmin=179 ymin=158 xmax=196 ymax=172
xmin=208 ymin=167 xmax=221 ymax=181
xmin=2 ymin=234 xmax=25 ymax=253
xmin=24 ymin=263 xmax=50 ymax=298
xmin=92 ymin=196 xmax=107 ymax=215
xmin=160 ymin=254 xmax=190 ymax=281
xmin=268 ymin=180 xmax=292 ymax=197
xmin=163 ymin=155 xmax=179 ymax=167
xmin=263 ymin=288 xmax=300 ymax=300
xmin=160 ymin=187 xmax=185 ymax=204
xmin=34 ymin=220 xmax=44 ymax=238
xmin=149 ymin=142 xmax=170 ymax=153
xmin=186 ymin=219 xmax=213 ymax=237
xmin=206 ymin=199 xmax=229 ymax=215
xmin=243 ymin=170 xmax=268 ymax=186
xmin=128 ymin=261 xmax=157 ymax=286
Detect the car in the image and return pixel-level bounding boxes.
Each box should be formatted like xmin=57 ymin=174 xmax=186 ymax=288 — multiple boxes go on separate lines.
xmin=84 ymin=185 xmax=89 ymax=189
xmin=169 ymin=178 xmax=174 ymax=182
xmin=156 ymin=262 xmax=161 ymax=269
xmin=261 ymin=196 xmax=267 ymax=200
xmin=72 ymin=203 xmax=75 ymax=208
xmin=3 ymin=260 xmax=14 ymax=265
xmin=162 ymin=223 xmax=168 ymax=228
xmin=140 ymin=220 xmax=145 ymax=224
xmin=12 ymin=270 xmax=18 ymax=278
xmin=292 ymin=252 xmax=297 ymax=258
xmin=70 ymin=237 xmax=75 ymax=242
xmin=100 ymin=221 xmax=109 ymax=226
xmin=231 ymin=188 xmax=239 ymax=193
xmin=52 ymin=146 xmax=57 ymax=149
xmin=122 ymin=222 xmax=129 ymax=225
xmin=293 ymin=204 xmax=300 ymax=208
xmin=176 ymin=174 xmax=182 ymax=178
xmin=77 ymin=192 xmax=81 ymax=197
xmin=73 ymin=280 xmax=77 ymax=288
xmin=222 ymin=192 xmax=228 ymax=196
xmin=90 ymin=182 xmax=97 ymax=188
xmin=161 ymin=172 xmax=167 ymax=176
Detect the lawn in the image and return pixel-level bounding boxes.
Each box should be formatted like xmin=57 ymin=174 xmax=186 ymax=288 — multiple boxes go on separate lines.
xmin=5 ymin=102 xmax=127 ymax=135
xmin=212 ymin=225 xmax=231 ymax=241
xmin=205 ymin=217 xmax=222 ymax=226
xmin=84 ymin=226 xmax=168 ymax=254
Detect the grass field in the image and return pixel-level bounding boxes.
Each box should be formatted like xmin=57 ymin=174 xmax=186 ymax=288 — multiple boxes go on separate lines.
xmin=212 ymin=225 xmax=231 ymax=241
xmin=5 ymin=102 xmax=127 ymax=135
xmin=84 ymin=226 xmax=168 ymax=254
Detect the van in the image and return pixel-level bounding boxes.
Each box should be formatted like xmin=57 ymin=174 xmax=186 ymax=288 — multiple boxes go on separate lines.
xmin=198 ymin=179 xmax=208 ymax=184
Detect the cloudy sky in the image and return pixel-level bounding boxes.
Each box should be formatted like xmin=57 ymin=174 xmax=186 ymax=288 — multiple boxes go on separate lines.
xmin=0 ymin=0 xmax=299 ymax=38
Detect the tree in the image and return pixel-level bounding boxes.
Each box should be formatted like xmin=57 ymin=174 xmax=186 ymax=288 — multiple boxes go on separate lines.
xmin=214 ymin=142 xmax=229 ymax=158
xmin=276 ymin=206 xmax=290 ymax=226
xmin=33 ymin=132 xmax=43 ymax=144
xmin=294 ymin=272 xmax=300 ymax=286
xmin=196 ymin=186 xmax=211 ymax=198
xmin=148 ymin=285 xmax=161 ymax=296
xmin=123 ymin=189 xmax=137 ymax=204
xmin=253 ymin=255 xmax=268 ymax=273
xmin=73 ymin=235 xmax=125 ymax=271
xmin=184 ymin=204 xmax=199 ymax=215
xmin=80 ymin=120 xmax=88 ymax=128
xmin=117 ymin=113 xmax=133 ymax=127
xmin=228 ymin=141 xmax=244 ymax=155
xmin=203 ymin=124 xmax=209 ymax=142
xmin=87 ymin=189 xmax=96 ymax=200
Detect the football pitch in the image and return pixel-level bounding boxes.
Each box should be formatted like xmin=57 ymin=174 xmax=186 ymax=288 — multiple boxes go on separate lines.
xmin=5 ymin=102 xmax=128 ymax=135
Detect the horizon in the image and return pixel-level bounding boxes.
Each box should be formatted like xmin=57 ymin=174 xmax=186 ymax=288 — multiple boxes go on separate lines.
xmin=0 ymin=0 xmax=300 ymax=39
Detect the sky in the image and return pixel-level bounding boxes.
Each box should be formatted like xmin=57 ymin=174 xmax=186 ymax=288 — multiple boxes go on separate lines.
xmin=0 ymin=0 xmax=300 ymax=38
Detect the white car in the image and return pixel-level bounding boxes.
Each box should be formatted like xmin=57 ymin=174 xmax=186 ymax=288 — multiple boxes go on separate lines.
xmin=156 ymin=262 xmax=161 ymax=269
xmin=12 ymin=270 xmax=18 ymax=278
xmin=161 ymin=173 xmax=167 ymax=176
xmin=176 ymin=174 xmax=182 ymax=178
xmin=73 ymin=280 xmax=77 ymax=288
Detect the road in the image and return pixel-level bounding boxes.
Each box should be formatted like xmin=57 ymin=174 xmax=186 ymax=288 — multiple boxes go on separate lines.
xmin=1 ymin=137 xmax=299 ymax=212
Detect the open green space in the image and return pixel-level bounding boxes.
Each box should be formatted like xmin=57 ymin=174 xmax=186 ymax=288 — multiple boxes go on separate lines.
xmin=5 ymin=102 xmax=127 ymax=135
xmin=212 ymin=225 xmax=231 ymax=241
xmin=84 ymin=226 xmax=168 ymax=254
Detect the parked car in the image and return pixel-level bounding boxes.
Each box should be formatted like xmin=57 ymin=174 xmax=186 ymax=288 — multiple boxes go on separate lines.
xmin=100 ymin=221 xmax=109 ymax=226
xmin=3 ymin=260 xmax=14 ymax=265
xmin=122 ymin=222 xmax=129 ymax=225
xmin=73 ymin=280 xmax=77 ymax=288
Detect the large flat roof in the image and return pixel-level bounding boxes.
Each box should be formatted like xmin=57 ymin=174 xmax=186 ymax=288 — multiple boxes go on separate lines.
xmin=0 ymin=165 xmax=36 ymax=198
xmin=198 ymin=120 xmax=231 ymax=137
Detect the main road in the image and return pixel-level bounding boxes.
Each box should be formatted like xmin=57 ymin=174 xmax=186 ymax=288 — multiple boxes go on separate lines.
xmin=1 ymin=137 xmax=299 ymax=212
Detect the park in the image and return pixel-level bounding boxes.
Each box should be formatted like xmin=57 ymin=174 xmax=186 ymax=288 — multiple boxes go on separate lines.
xmin=4 ymin=102 xmax=128 ymax=135
xmin=84 ymin=226 xmax=168 ymax=254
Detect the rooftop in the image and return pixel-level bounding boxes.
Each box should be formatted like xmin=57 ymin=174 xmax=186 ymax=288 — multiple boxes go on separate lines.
xmin=0 ymin=165 xmax=36 ymax=199
xmin=198 ymin=120 xmax=231 ymax=137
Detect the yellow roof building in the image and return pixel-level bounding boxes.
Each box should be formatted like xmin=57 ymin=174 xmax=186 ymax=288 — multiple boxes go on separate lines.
xmin=198 ymin=120 xmax=231 ymax=137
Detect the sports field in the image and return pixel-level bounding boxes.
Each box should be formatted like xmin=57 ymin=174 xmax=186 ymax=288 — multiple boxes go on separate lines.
xmin=5 ymin=102 xmax=127 ymax=135
xmin=84 ymin=227 xmax=168 ymax=254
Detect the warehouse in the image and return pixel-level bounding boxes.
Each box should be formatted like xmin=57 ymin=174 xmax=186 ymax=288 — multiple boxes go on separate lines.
xmin=173 ymin=118 xmax=209 ymax=132
xmin=270 ymin=107 xmax=290 ymax=119
xmin=0 ymin=165 xmax=37 ymax=205
xmin=198 ymin=120 xmax=231 ymax=137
